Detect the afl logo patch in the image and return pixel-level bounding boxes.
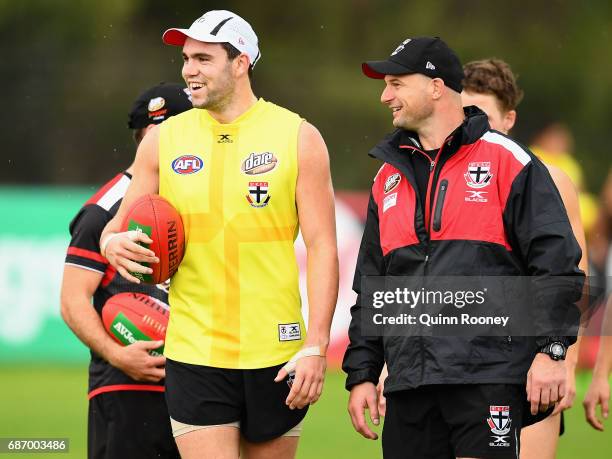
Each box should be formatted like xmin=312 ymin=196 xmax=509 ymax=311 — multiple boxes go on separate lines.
xmin=148 ymin=97 xmax=166 ymax=112
xmin=384 ymin=173 xmax=401 ymax=193
xmin=172 ymin=155 xmax=203 ymax=174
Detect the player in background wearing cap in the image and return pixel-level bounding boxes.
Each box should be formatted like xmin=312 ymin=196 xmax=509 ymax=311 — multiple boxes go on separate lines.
xmin=343 ymin=37 xmax=583 ymax=458
xmin=100 ymin=10 xmax=338 ymax=459
xmin=460 ymin=58 xmax=588 ymax=459
xmin=60 ymin=82 xmax=191 ymax=459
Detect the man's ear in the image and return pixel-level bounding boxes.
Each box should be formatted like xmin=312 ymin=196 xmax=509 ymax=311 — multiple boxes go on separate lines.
xmin=503 ymin=110 xmax=517 ymax=132
xmin=234 ymin=53 xmax=251 ymax=78
xmin=431 ymin=78 xmax=445 ymax=100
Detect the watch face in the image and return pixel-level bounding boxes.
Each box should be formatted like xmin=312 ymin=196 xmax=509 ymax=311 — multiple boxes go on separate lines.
xmin=551 ymin=343 xmax=564 ymax=357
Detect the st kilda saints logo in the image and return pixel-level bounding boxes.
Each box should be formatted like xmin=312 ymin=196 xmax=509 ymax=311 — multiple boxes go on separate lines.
xmin=384 ymin=173 xmax=401 ymax=194
xmin=246 ymin=181 xmax=271 ymax=208
xmin=464 ymin=161 xmax=493 ymax=189
xmin=487 ymin=405 xmax=511 ymax=447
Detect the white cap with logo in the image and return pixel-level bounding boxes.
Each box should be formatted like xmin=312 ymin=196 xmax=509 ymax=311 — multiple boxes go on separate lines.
xmin=163 ymin=10 xmax=261 ymax=68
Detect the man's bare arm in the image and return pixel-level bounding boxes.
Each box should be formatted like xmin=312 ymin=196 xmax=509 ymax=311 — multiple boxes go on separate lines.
xmin=584 ymin=296 xmax=612 ymax=430
xmin=296 ymin=121 xmax=338 ymax=353
xmin=547 ymin=165 xmax=588 ymax=414
xmin=276 ymin=121 xmax=339 ymax=409
xmin=60 ymin=265 xmax=165 ymax=381
xmin=100 ymin=127 xmax=161 ymax=283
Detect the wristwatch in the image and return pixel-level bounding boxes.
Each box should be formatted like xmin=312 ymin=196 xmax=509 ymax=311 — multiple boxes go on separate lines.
xmin=539 ymin=341 xmax=567 ymax=361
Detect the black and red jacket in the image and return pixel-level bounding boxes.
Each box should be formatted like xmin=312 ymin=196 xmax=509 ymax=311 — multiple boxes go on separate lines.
xmin=343 ymin=107 xmax=583 ymax=392
xmin=65 ymin=172 xmax=169 ymax=399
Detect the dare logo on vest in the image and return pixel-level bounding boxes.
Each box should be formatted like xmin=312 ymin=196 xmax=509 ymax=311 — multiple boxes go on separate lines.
xmin=242 ymin=152 xmax=278 ymax=175
xmin=172 ymin=155 xmax=204 ymax=175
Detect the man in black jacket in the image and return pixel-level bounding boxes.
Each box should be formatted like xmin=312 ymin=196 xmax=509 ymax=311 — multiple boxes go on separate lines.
xmin=343 ymin=37 xmax=583 ymax=459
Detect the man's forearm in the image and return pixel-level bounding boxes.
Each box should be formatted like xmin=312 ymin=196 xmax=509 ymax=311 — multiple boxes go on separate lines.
xmin=593 ymin=335 xmax=612 ymax=377
xmin=304 ymin=242 xmax=339 ymax=354
xmin=61 ymin=297 xmax=121 ymax=364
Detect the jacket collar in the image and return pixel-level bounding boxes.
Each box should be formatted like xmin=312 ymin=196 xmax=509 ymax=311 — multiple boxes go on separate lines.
xmin=369 ymin=105 xmax=490 ymax=161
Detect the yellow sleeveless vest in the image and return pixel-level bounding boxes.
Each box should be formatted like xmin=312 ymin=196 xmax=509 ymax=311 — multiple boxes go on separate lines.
xmin=158 ymin=98 xmax=305 ymax=369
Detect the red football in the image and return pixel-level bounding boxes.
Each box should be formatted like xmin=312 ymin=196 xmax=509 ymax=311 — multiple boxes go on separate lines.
xmin=101 ymin=292 xmax=169 ymax=356
xmin=121 ymin=194 xmax=185 ymax=284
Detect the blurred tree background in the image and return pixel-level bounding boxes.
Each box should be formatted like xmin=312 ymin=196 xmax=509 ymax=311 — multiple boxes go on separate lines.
xmin=1 ymin=0 xmax=610 ymax=191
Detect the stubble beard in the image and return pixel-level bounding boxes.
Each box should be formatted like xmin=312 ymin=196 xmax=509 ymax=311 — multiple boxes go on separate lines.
xmin=192 ymin=65 xmax=236 ymax=112
xmin=394 ymin=100 xmax=434 ymax=132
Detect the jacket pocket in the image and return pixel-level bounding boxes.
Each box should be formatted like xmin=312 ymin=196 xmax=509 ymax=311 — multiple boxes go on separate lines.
xmin=432 ymin=179 xmax=448 ymax=232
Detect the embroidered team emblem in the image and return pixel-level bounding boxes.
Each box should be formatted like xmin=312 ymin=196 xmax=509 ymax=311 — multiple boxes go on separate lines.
xmin=464 ymin=162 xmax=493 ymax=189
xmin=487 ymin=405 xmax=511 ymax=447
xmin=246 ymin=181 xmax=271 ymax=207
xmin=384 ymin=173 xmax=401 ymax=194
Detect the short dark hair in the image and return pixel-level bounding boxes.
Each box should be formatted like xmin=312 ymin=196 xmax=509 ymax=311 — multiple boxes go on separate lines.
xmin=462 ymin=59 xmax=524 ymax=112
xmin=220 ymin=42 xmax=254 ymax=83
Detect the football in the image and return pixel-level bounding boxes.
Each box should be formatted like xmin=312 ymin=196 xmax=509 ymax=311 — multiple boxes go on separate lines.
xmin=101 ymin=292 xmax=169 ymax=356
xmin=121 ymin=194 xmax=185 ymax=284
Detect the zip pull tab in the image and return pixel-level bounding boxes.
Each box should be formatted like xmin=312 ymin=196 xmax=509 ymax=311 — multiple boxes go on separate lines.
xmin=424 ymin=254 xmax=429 ymax=263
xmin=430 ymin=161 xmax=435 ymax=171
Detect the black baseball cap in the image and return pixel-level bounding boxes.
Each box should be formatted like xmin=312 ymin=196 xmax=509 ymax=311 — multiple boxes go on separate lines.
xmin=127 ymin=82 xmax=192 ymax=129
xmin=362 ymin=37 xmax=464 ymax=93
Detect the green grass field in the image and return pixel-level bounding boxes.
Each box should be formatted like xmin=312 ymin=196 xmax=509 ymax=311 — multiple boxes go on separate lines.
xmin=0 ymin=367 xmax=609 ymax=458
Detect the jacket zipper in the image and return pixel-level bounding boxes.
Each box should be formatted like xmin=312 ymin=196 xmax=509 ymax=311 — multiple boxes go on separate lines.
xmin=423 ymin=146 xmax=444 ymax=275
xmin=424 ymin=148 xmax=443 ymax=229
xmin=432 ymin=179 xmax=448 ymax=232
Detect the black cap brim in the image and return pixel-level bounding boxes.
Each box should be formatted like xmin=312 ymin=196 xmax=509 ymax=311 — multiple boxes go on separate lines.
xmin=362 ymin=60 xmax=415 ymax=79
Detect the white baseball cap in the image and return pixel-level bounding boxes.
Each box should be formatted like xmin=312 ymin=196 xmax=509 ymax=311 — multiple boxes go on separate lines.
xmin=163 ymin=10 xmax=261 ymax=68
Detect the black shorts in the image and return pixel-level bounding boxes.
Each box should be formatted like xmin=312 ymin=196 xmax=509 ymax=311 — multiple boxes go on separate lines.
xmin=88 ymin=390 xmax=179 ymax=459
xmin=383 ymin=384 xmax=525 ymax=459
xmin=165 ymin=358 xmax=308 ymax=443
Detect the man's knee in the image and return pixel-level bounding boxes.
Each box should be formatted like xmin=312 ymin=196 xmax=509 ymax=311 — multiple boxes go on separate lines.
xmin=173 ymin=422 xmax=240 ymax=459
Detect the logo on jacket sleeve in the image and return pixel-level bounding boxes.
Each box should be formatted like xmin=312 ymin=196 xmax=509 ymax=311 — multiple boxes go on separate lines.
xmin=465 ymin=161 xmax=493 ymax=188
xmin=383 ymin=192 xmax=397 ymax=213
xmin=487 ymin=405 xmax=511 ymax=447
xmin=246 ymin=181 xmax=271 ymax=207
xmin=172 ymin=155 xmax=203 ymax=174
xmin=384 ymin=173 xmax=401 ymax=193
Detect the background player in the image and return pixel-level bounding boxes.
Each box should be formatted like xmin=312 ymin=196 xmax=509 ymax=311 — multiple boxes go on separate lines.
xmin=100 ymin=10 xmax=338 ymax=459
xmin=460 ymin=58 xmax=588 ymax=459
xmin=60 ymin=82 xmax=191 ymax=459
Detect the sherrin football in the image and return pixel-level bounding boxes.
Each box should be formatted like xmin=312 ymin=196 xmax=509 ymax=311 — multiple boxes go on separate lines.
xmin=101 ymin=292 xmax=169 ymax=356
xmin=121 ymin=194 xmax=185 ymax=284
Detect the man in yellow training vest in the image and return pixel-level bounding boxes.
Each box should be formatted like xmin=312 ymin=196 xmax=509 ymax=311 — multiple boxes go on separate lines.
xmin=100 ymin=10 xmax=338 ymax=459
